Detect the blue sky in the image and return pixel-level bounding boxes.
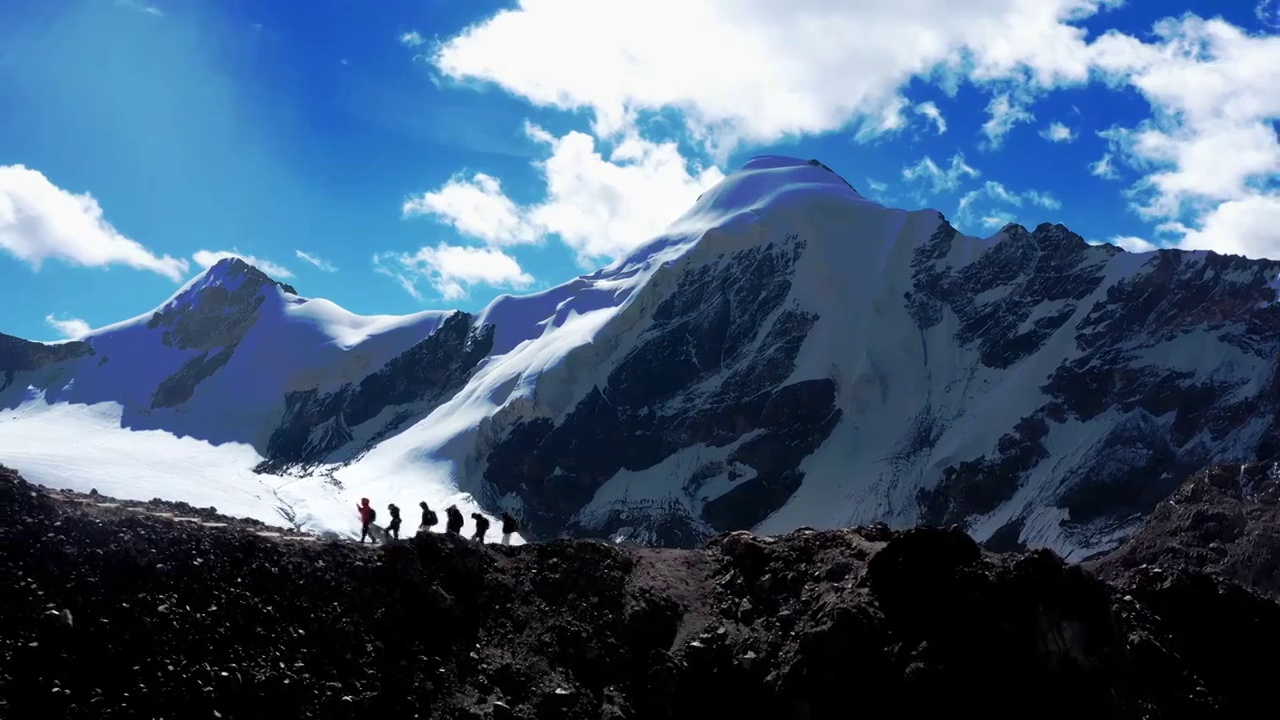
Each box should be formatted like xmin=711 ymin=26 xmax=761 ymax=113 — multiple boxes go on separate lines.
xmin=1 ymin=0 xmax=1277 ymax=341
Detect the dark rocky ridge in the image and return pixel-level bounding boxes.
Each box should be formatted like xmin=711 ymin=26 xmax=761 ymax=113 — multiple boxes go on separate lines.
xmin=1089 ymin=461 xmax=1280 ymax=595
xmin=911 ymin=221 xmax=1280 ymax=549
xmin=257 ymin=314 xmax=495 ymax=473
xmin=0 ymin=333 xmax=92 ymax=391
xmin=481 ymin=237 xmax=841 ymax=544
xmin=146 ymin=258 xmax=298 ymax=409
xmin=7 ymin=464 xmax=1280 ymax=719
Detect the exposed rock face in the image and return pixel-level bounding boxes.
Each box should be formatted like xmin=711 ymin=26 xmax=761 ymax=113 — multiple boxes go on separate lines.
xmin=908 ymin=222 xmax=1280 ymax=553
xmin=6 ymin=465 xmax=1280 ymax=719
xmin=0 ymin=333 xmax=92 ymax=391
xmin=257 ymin=315 xmax=495 ymax=472
xmin=482 ymin=238 xmax=842 ymax=544
xmin=1089 ymin=461 xmax=1280 ymax=596
xmin=144 ymin=258 xmax=298 ymax=409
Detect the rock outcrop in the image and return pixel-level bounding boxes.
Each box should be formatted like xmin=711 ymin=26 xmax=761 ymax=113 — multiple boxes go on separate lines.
xmin=1089 ymin=461 xmax=1280 ymax=595
xmin=6 ymin=464 xmax=1280 ymax=719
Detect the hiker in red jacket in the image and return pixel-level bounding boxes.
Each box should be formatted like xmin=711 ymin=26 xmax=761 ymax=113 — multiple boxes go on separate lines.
xmin=356 ymin=497 xmax=377 ymax=543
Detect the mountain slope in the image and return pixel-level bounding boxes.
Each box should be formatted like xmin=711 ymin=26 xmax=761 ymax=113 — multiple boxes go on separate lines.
xmin=1089 ymin=460 xmax=1280 ymax=595
xmin=2 ymin=156 xmax=1278 ymax=556
xmin=9 ymin=464 xmax=1280 ymax=719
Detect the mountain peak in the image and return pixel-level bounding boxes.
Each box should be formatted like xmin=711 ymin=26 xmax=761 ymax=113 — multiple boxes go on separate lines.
xmin=198 ymin=256 xmax=297 ymax=296
xmin=142 ymin=256 xmax=298 ymax=353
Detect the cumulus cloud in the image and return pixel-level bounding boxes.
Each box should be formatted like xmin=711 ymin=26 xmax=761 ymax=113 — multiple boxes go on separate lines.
xmin=404 ymin=125 xmax=724 ymax=270
xmin=901 ymin=153 xmax=980 ymax=194
xmin=432 ymin=0 xmax=1120 ymax=148
xmin=521 ymin=125 xmax=725 ymax=264
xmin=416 ymin=0 xmax=1278 ymax=271
xmin=44 ymin=314 xmax=91 ymax=340
xmin=1162 ymin=195 xmax=1280 ymax=259
xmin=0 ymin=165 xmax=189 ymax=281
xmin=374 ymin=244 xmax=534 ymax=301
xmin=1089 ymin=17 xmax=1280 ymax=257
xmin=1040 ymin=122 xmax=1077 ymax=142
xmin=192 ymin=249 xmax=293 ymax=279
xmin=404 ymin=173 xmax=538 ymax=247
xmin=295 ymin=250 xmax=337 ymax=272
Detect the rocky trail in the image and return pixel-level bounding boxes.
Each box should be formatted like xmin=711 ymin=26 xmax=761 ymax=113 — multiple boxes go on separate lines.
xmin=5 ymin=462 xmax=1280 ymax=719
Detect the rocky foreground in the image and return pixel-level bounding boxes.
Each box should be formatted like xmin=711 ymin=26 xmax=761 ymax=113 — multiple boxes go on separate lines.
xmin=4 ymin=464 xmax=1280 ymax=719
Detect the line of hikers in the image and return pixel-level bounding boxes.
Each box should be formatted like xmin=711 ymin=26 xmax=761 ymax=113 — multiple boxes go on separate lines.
xmin=355 ymin=497 xmax=519 ymax=545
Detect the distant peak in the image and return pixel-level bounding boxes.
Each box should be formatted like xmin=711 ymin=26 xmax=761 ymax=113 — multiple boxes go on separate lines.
xmin=198 ymin=256 xmax=297 ymax=296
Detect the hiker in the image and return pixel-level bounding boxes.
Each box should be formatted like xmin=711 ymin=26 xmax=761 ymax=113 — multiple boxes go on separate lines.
xmin=500 ymin=511 xmax=519 ymax=546
xmin=418 ymin=501 xmax=438 ymax=532
xmin=445 ymin=505 xmax=464 ymax=535
xmin=356 ymin=498 xmax=376 ymax=543
xmin=386 ymin=503 xmax=402 ymax=540
xmin=471 ymin=512 xmax=490 ymax=543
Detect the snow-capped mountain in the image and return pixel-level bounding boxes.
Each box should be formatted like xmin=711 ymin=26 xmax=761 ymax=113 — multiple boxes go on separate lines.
xmin=3 ymin=156 xmax=1279 ymax=557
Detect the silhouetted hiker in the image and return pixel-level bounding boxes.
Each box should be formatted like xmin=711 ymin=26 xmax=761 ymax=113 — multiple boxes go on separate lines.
xmin=445 ymin=505 xmax=464 ymax=535
xmin=356 ymin=498 xmax=376 ymax=543
xmin=419 ymin=501 xmax=438 ymax=532
xmin=500 ymin=511 xmax=519 ymax=545
xmin=471 ymin=513 xmax=490 ymax=543
xmin=386 ymin=503 xmax=402 ymax=540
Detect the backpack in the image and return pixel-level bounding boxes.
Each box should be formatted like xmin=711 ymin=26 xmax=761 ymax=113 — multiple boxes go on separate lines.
xmin=425 ymin=509 xmax=438 ymax=526
xmin=368 ymin=507 xmax=377 ymax=523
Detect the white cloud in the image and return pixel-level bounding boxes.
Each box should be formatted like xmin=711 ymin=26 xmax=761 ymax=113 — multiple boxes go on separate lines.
xmin=0 ymin=164 xmax=189 ymax=281
xmin=957 ymin=180 xmax=1061 ymax=230
xmin=44 ymin=314 xmax=91 ymax=340
xmin=422 ymin=1 xmax=1280 ymax=268
xmin=1040 ymin=121 xmax=1077 ymax=142
xmin=404 ymin=125 xmax=724 ymax=269
xmin=981 ymin=93 xmax=1036 ymax=149
xmin=375 ymin=244 xmax=534 ymax=301
xmin=1162 ymin=195 xmax=1280 ymax=260
xmin=1109 ymin=235 xmax=1159 ymax=253
xmin=1089 ymin=17 xmax=1280 ymax=257
xmin=867 ymin=178 xmax=889 ymax=193
xmin=295 ymin=250 xmax=337 ymax=272
xmin=901 ymin=153 xmax=980 ymax=194
xmin=192 ymin=249 xmax=293 ymax=279
xmin=432 ymin=0 xmax=1119 ymax=149
xmin=522 ymin=125 xmax=725 ymax=264
xmin=985 ymin=214 xmax=1018 ymax=230
xmin=404 ymin=173 xmax=538 ymax=247
xmin=1258 ymin=0 xmax=1280 ymax=29
xmin=1090 ymin=153 xmax=1119 ymax=179
xmin=914 ymin=101 xmax=947 ymax=134
xmin=399 ymin=31 xmax=426 ymax=47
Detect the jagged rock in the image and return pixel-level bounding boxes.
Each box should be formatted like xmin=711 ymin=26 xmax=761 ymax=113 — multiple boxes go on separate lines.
xmin=6 ymin=464 xmax=1279 ymax=718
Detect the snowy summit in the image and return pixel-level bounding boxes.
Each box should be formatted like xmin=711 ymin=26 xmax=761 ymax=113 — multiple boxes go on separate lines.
xmin=2 ymin=156 xmax=1279 ymax=559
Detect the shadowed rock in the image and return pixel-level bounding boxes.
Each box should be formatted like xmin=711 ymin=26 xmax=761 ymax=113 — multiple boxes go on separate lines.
xmin=5 ymin=464 xmax=1280 ymax=719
